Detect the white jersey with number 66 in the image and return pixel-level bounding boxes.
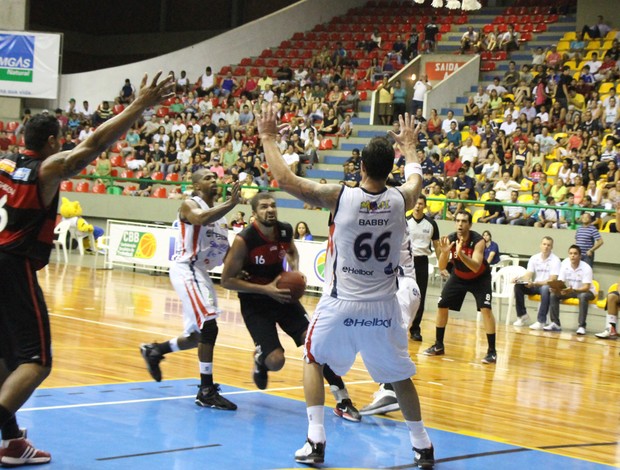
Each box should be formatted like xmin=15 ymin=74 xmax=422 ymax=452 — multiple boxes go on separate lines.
xmin=323 ymin=186 xmax=406 ymax=301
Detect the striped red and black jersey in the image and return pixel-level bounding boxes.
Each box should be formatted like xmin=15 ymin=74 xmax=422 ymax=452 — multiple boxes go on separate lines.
xmin=448 ymin=230 xmax=489 ymax=280
xmin=0 ymin=151 xmax=58 ymax=269
xmin=237 ymin=220 xmax=292 ymax=286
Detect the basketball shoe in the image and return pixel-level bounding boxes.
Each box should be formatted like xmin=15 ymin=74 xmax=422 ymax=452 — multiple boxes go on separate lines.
xmin=195 ymin=384 xmax=237 ymax=410
xmin=294 ymin=438 xmax=325 ymax=464
xmin=0 ymin=436 xmax=51 ymax=467
xmin=140 ymin=343 xmax=164 ymax=382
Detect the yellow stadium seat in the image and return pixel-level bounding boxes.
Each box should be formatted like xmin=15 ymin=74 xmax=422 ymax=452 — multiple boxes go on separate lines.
xmin=602 ymin=39 xmax=613 ymax=50
xmin=597 ymin=283 xmax=618 ymax=309
xmin=604 ymin=31 xmax=617 ymax=40
xmin=520 ymin=179 xmax=533 ymax=191
xmin=480 ymin=191 xmax=491 ymax=202
xmin=601 ymin=219 xmax=615 ymax=233
xmin=585 ymin=50 xmax=603 ymax=60
xmin=553 ymin=132 xmax=568 ymax=140
xmin=518 ymin=194 xmax=533 ymax=203
xmin=599 ymin=82 xmax=614 ymax=94
xmin=562 ymin=280 xmax=599 ymax=306
xmin=472 ymin=209 xmax=486 ymax=223
xmin=546 ymin=161 xmax=563 ymax=176
xmin=573 ymin=71 xmax=581 ymax=80
xmin=562 ymin=32 xmax=576 ymax=41
xmin=563 ymin=60 xmax=577 ymax=70
xmin=556 ymin=40 xmax=570 ymax=52
xmin=586 ymin=40 xmax=602 ymax=50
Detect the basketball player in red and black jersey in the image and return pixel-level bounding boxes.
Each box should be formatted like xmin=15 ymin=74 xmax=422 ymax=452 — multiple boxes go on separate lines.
xmin=221 ymin=193 xmax=361 ymax=422
xmin=0 ymin=72 xmax=174 ymax=465
xmin=423 ymin=210 xmax=498 ymax=364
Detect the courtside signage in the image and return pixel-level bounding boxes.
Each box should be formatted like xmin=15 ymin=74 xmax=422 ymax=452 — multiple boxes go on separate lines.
xmin=0 ymin=31 xmax=61 ymax=99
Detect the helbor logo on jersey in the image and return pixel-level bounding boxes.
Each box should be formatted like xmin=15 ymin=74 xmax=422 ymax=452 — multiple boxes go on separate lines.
xmin=359 ymin=199 xmax=390 ymax=214
xmin=0 ymin=35 xmax=35 ymax=83
xmin=343 ymin=318 xmax=392 ymax=328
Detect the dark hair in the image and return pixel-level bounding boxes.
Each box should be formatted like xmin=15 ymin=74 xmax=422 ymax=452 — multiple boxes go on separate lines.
xmin=361 ymin=137 xmax=394 ymax=180
xmin=250 ymin=192 xmax=275 ymax=212
xmin=294 ymin=221 xmax=312 ymax=239
xmin=417 ymin=193 xmax=427 ymax=202
xmin=454 ymin=210 xmax=472 ymax=224
xmin=24 ymin=114 xmax=60 ymax=152
xmin=568 ymin=244 xmax=581 ymax=255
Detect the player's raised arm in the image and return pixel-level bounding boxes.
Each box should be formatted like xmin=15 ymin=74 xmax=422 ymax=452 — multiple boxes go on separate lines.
xmin=39 ymin=72 xmax=175 ymax=206
xmin=256 ymin=104 xmax=341 ymax=213
xmin=389 ymin=113 xmax=422 ymax=211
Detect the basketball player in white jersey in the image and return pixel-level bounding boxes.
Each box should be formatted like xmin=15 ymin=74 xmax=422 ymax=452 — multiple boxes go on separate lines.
xmin=360 ymin=226 xmax=422 ymax=416
xmin=140 ymin=169 xmax=240 ymax=410
xmin=257 ymin=106 xmax=435 ymax=469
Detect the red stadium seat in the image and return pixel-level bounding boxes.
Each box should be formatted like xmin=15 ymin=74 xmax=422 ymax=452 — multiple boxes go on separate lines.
xmin=112 ymin=104 xmax=124 ymax=115
xmin=120 ymin=170 xmax=134 ymax=178
xmin=60 ymin=181 xmax=73 ymax=192
xmin=318 ymin=138 xmax=333 ymax=150
xmin=165 ymin=173 xmax=179 ymax=182
xmin=0 ymin=121 xmax=4 ymax=131
xmin=92 ymin=183 xmax=106 ymax=194
xmin=483 ymin=24 xmax=494 ymax=34
xmin=533 ymin=23 xmax=547 ymax=33
xmin=76 ymin=181 xmax=90 ymax=193
xmin=520 ymin=32 xmax=533 ymax=42
xmin=480 ymin=61 xmax=496 ymax=72
xmin=6 ymin=121 xmax=19 ymax=133
xmin=111 ymin=155 xmax=124 ymax=167
xmin=151 ymin=187 xmax=167 ymax=198
xmin=260 ymin=49 xmax=273 ymax=58
xmin=156 ymin=107 xmax=169 ymax=118
xmin=151 ymin=171 xmax=164 ymax=181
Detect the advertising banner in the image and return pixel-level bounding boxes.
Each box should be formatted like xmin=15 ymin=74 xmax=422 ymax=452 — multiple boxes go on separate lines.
xmin=425 ymin=61 xmax=467 ymax=81
xmin=0 ymin=31 xmax=62 ymax=99
xmin=105 ymin=220 xmax=328 ymax=291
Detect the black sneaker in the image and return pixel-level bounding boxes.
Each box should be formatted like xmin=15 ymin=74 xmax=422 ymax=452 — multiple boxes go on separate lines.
xmin=481 ymin=351 xmax=497 ymax=364
xmin=195 ymin=384 xmax=237 ymax=410
xmin=334 ymin=398 xmax=361 ymax=422
xmin=253 ymin=356 xmax=268 ymax=390
xmin=294 ymin=438 xmax=325 ymax=464
xmin=410 ymin=330 xmax=423 ymax=341
xmin=140 ymin=343 xmax=164 ymax=382
xmin=413 ymin=445 xmax=435 ymax=469
xmin=423 ymin=344 xmax=444 ymax=356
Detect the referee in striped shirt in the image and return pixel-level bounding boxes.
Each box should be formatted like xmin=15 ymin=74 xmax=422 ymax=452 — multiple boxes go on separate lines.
xmin=574 ymin=213 xmax=603 ymax=267
xmin=407 ymin=194 xmax=440 ymax=341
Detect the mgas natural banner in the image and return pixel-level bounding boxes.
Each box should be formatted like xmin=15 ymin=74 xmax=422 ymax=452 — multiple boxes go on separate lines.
xmin=0 ymin=31 xmax=61 ymax=99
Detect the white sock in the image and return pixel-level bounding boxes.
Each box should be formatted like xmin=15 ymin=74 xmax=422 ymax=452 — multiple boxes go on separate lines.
xmin=406 ymin=420 xmax=432 ymax=449
xmin=608 ymin=315 xmax=617 ymax=327
xmin=307 ymin=406 xmax=325 ymax=443
xmin=199 ymin=362 xmax=213 ymax=375
xmin=169 ymin=338 xmax=180 ymax=352
xmin=329 ymin=385 xmax=349 ymax=402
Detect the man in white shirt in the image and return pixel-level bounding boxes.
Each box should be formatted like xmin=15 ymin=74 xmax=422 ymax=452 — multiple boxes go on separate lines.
xmin=493 ymin=171 xmax=520 ymax=201
xmin=486 ymin=77 xmax=507 ymax=96
xmin=585 ymin=52 xmax=602 ymax=75
xmin=198 ymin=66 xmax=218 ymax=97
xmin=512 ymin=236 xmax=562 ymax=328
xmin=411 ymin=75 xmax=432 ymax=115
xmin=535 ymin=127 xmax=557 ymax=155
xmin=458 ymin=137 xmax=478 ymax=165
xmin=440 ymin=110 xmax=458 ymax=135
xmin=473 ymin=85 xmax=490 ymax=114
xmin=496 ymin=190 xmax=523 ymax=225
xmin=499 ymin=114 xmax=517 ymax=136
xmin=544 ymin=245 xmax=596 ymax=334
xmin=282 ymin=143 xmax=300 ymax=175
xmin=520 ymin=98 xmax=537 ymax=122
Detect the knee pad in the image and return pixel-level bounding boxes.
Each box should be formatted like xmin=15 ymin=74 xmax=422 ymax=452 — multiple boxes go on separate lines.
xmin=200 ymin=320 xmax=219 ymax=345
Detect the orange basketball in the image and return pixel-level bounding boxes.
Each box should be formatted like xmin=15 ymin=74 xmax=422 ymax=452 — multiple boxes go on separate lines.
xmin=277 ymin=271 xmax=307 ymax=301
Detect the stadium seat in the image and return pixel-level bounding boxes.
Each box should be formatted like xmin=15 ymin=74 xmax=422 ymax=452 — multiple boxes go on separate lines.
xmin=92 ymin=183 xmax=106 ymax=194
xmin=156 ymin=107 xmax=169 ymax=117
xmin=60 ymin=180 xmax=74 ymax=192
xmin=6 ymin=121 xmax=19 ymax=133
xmin=546 ymin=161 xmax=562 ymax=176
xmin=112 ymin=104 xmax=124 ymax=115
xmin=165 ymin=173 xmax=179 ymax=182
xmin=110 ymin=155 xmax=124 ymax=167
xmin=318 ymin=138 xmax=333 ymax=150
xmin=151 ymin=171 xmax=164 ymax=181
xmin=480 ymin=61 xmax=496 ymax=72
xmin=120 ymin=170 xmax=134 ymax=179
xmin=76 ymin=181 xmax=90 ymax=193
xmin=151 ymin=187 xmax=167 ymax=198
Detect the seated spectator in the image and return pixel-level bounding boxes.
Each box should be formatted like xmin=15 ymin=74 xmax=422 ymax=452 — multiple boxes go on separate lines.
xmin=303 ymin=129 xmax=320 ymax=166
xmin=514 ymin=191 xmax=543 ymax=226
xmin=343 ymin=162 xmax=361 ymax=187
xmin=426 ymin=183 xmax=446 ymax=219
xmin=545 ymin=245 xmax=596 ymax=334
xmin=317 ymin=107 xmax=339 ymax=136
xmin=196 ymin=66 xmax=218 ymax=97
xmin=567 ymin=32 xmax=586 ymax=61
xmin=502 ymin=61 xmax=520 ymax=93
xmin=557 ymin=193 xmax=579 ymax=228
xmin=132 ymin=167 xmax=153 ymax=197
xmin=497 ymin=190 xmax=524 ymax=224
xmin=479 ymin=190 xmax=504 ymax=223
xmin=443 ymin=151 xmax=462 ymax=181
xmin=535 ymin=196 xmax=560 ymax=228
xmin=545 ymin=46 xmax=563 ymax=69
xmin=176 ymin=70 xmax=190 ymax=94
xmin=118 ymin=78 xmax=136 ymax=104
xmin=581 ymin=15 xmax=611 ymax=40
xmin=549 ymin=177 xmax=568 ymax=203
xmin=282 ymin=143 xmax=301 ymax=175
xmin=494 ymin=171 xmax=521 ymax=201
xmin=239 ymin=173 xmax=259 ymax=203
xmin=230 ymin=211 xmax=247 ymax=232
xmin=93 ymin=101 xmax=113 ymax=126
xmin=482 ymin=230 xmax=500 ymax=265
xmin=481 ymin=27 xmax=497 ymax=52
xmin=337 ymin=114 xmax=354 ymax=139
xmin=460 ymin=27 xmax=479 ymax=54
xmin=498 ymin=24 xmax=519 ymax=53
xmin=365 ymin=28 xmax=382 ymax=52
xmin=294 ymin=221 xmax=314 ymax=241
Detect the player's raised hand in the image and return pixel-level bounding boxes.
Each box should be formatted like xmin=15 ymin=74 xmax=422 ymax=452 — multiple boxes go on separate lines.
xmin=228 ymin=181 xmax=241 ymax=205
xmin=256 ymin=103 xmax=280 ymax=139
xmin=134 ymin=72 xmax=176 ymax=109
xmin=387 ymin=113 xmax=420 ymax=157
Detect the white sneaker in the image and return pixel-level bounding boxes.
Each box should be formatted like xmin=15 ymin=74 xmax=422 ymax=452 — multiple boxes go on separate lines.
xmin=529 ymin=321 xmax=545 ymax=330
xmin=595 ymin=328 xmax=618 ymax=339
xmin=576 ymin=327 xmax=586 ymax=335
xmin=543 ymin=322 xmax=562 ymax=332
xmin=359 ymin=384 xmax=400 ymax=416
xmin=513 ymin=315 xmax=530 ymax=327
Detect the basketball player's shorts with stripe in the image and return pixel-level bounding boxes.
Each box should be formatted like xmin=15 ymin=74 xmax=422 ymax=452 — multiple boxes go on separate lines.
xmin=397 ymin=275 xmax=422 ymax=330
xmin=169 ymin=261 xmax=219 ymax=335
xmin=0 ymin=253 xmax=52 ymax=370
xmin=305 ymin=295 xmax=416 ymax=384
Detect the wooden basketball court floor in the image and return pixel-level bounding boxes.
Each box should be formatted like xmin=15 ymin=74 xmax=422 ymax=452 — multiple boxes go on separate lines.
xmin=19 ymin=257 xmax=619 ymax=469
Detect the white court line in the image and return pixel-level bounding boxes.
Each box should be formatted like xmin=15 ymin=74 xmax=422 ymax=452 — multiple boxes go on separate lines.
xmin=48 ymin=312 xmax=372 ymax=373
xmin=21 ymin=380 xmax=374 ymax=412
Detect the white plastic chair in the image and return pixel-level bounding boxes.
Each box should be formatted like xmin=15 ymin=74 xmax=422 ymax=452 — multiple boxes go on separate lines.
xmin=491 ymin=255 xmax=520 ymax=280
xmin=53 ymin=220 xmax=71 ymax=264
xmin=68 ymin=225 xmax=96 ymax=255
xmin=494 ymin=265 xmax=527 ymax=324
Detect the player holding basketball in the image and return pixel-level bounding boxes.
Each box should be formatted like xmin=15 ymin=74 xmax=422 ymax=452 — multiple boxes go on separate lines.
xmin=220 ymin=192 xmax=361 ymax=422
xmin=257 ymin=105 xmax=434 ymax=469
xmin=423 ymin=211 xmax=497 ymax=364
xmin=0 ymin=72 xmax=174 ymax=465
xmin=140 ymin=169 xmax=239 ymax=410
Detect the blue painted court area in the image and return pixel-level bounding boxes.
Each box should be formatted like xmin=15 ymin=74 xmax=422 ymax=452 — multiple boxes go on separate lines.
xmin=17 ymin=380 xmax=615 ymax=469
